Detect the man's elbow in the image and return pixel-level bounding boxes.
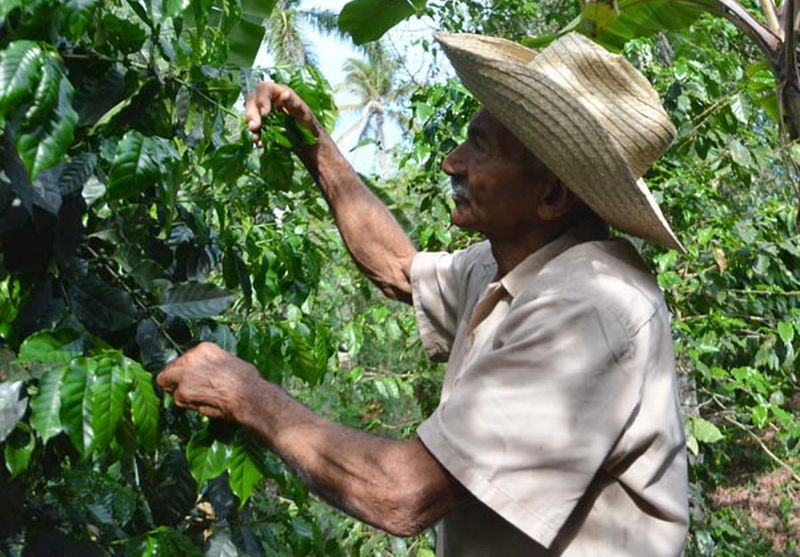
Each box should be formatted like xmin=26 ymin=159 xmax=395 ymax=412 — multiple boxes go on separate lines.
xmin=378 ymin=488 xmax=444 ymax=537
xmin=380 ymin=505 xmax=433 ymax=537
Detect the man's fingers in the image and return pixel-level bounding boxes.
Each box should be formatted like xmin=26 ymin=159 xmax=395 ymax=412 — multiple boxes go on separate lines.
xmin=156 ymin=361 xmax=181 ymax=392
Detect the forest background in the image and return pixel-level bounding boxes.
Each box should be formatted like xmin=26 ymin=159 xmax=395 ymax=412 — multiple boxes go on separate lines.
xmin=0 ymin=0 xmax=798 ymax=556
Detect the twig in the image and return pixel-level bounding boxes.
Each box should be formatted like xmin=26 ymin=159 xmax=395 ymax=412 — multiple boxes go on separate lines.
xmin=728 ymin=288 xmax=800 ymax=296
xmin=84 ymin=245 xmax=183 ymax=354
xmin=704 ymin=391 xmax=800 ymax=483
xmin=720 ymin=413 xmax=800 ymax=483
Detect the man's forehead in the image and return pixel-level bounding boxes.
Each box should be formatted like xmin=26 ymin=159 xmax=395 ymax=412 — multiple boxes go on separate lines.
xmin=469 ymin=108 xmax=536 ymax=164
xmin=468 ymin=108 xmax=501 ymax=135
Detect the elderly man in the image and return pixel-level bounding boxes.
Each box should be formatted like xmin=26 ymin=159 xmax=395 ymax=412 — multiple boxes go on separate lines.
xmin=157 ymin=33 xmax=689 ymax=556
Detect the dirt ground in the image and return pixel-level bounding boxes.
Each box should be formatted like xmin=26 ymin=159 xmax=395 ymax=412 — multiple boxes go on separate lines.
xmin=711 ymin=459 xmax=800 ymax=554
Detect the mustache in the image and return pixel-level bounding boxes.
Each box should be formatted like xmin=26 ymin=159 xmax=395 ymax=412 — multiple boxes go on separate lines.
xmin=448 ymin=177 xmax=471 ymax=200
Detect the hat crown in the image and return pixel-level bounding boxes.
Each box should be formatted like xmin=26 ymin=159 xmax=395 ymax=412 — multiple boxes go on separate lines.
xmin=530 ymin=33 xmax=675 ymax=179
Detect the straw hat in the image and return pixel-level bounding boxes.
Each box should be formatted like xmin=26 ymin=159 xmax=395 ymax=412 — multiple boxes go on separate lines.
xmin=434 ymin=31 xmax=685 ymax=253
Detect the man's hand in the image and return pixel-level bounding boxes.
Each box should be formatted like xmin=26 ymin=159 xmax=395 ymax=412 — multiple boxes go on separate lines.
xmin=156 ymin=342 xmax=262 ymax=422
xmin=245 ymin=82 xmax=319 ymax=148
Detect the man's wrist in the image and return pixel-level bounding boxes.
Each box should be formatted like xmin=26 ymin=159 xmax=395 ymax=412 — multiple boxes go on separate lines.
xmin=232 ymin=374 xmax=283 ymax=442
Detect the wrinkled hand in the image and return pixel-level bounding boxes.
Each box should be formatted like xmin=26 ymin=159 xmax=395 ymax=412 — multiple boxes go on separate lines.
xmin=245 ymin=82 xmax=319 ymax=148
xmin=156 ymin=342 xmax=261 ymax=422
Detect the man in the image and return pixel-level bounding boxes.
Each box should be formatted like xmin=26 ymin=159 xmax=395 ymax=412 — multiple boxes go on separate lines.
xmin=157 ymin=32 xmax=689 ymax=556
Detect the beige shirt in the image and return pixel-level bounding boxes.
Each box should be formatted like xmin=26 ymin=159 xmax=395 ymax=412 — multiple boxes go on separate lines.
xmin=411 ymin=228 xmax=688 ymax=556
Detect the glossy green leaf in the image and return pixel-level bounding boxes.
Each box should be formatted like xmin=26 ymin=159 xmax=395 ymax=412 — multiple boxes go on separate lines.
xmin=0 ymin=381 xmax=27 ymax=443
xmin=17 ymin=328 xmax=83 ymax=364
xmin=4 ymin=426 xmax=35 ymax=477
xmin=30 ymin=365 xmax=67 ymax=443
xmin=338 ymin=0 xmax=427 ymax=45
xmin=186 ymin=428 xmax=229 ymax=487
xmin=59 ymin=153 xmax=97 ymax=195
xmin=286 ymin=325 xmax=324 ymax=385
xmin=59 ymin=357 xmax=96 ymax=455
xmin=89 ymin=355 xmax=131 ymax=453
xmin=158 ymin=281 xmax=235 ymax=319
xmin=15 ymin=59 xmax=79 ymax=180
xmin=0 ymin=41 xmax=43 ymax=114
xmin=64 ymin=0 xmax=101 ymax=39
xmin=530 ymin=0 xmax=703 ymax=51
xmin=596 ymin=0 xmax=703 ymax=50
xmin=107 ymin=131 xmax=176 ymax=200
xmin=128 ymin=359 xmax=160 ymax=450
xmin=227 ymin=433 xmax=266 ymax=505
xmin=70 ymin=276 xmax=139 ymax=331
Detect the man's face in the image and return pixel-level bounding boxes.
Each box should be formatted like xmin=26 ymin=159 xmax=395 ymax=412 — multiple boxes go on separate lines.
xmin=442 ymin=109 xmax=552 ymax=239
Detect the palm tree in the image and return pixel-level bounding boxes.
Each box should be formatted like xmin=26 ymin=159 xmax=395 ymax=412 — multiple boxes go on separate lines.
xmin=336 ymin=42 xmax=411 ymax=170
xmin=265 ymin=0 xmax=340 ymax=66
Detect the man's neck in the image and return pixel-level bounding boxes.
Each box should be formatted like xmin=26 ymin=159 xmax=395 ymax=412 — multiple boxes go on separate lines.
xmin=488 ymin=230 xmax=563 ymax=277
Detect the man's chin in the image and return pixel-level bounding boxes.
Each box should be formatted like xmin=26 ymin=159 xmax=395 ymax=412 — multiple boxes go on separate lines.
xmin=450 ymin=207 xmax=476 ymax=231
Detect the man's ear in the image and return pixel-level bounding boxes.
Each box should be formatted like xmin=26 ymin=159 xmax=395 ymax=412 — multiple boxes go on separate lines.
xmin=536 ymin=179 xmax=579 ymax=220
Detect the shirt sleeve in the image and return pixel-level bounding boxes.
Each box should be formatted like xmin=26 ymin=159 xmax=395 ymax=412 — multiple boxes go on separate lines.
xmin=417 ymin=292 xmax=643 ymax=548
xmin=411 ymin=244 xmax=492 ymax=362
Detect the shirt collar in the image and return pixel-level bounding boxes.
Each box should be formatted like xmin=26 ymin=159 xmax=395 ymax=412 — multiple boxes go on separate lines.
xmin=500 ymin=224 xmax=609 ymax=298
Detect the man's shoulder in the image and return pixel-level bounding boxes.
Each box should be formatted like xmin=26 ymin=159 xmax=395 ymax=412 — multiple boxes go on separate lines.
xmin=527 ymin=238 xmax=667 ymax=329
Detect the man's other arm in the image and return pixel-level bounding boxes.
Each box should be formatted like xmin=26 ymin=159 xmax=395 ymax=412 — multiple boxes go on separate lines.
xmin=245 ymin=82 xmax=417 ymax=303
xmin=157 ymin=343 xmax=467 ymax=536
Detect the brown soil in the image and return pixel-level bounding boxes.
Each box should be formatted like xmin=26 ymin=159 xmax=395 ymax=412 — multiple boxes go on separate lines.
xmin=710 ymin=463 xmax=800 ymax=555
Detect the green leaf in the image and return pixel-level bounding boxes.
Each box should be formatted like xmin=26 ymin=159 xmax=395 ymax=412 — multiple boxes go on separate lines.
xmin=186 ymin=428 xmax=229 ymax=487
xmin=17 ymin=328 xmax=83 ymax=364
xmin=581 ymin=0 xmax=619 ymax=35
xmin=15 ymin=59 xmax=79 ymax=180
xmin=729 ymin=140 xmax=753 ymax=168
xmin=339 ymin=0 xmax=427 ymax=45
xmin=59 ymin=357 xmax=95 ymax=455
xmin=0 ymin=381 xmax=27 ymax=443
xmin=142 ymin=527 xmax=204 ymax=557
xmin=64 ymin=0 xmax=102 ymax=39
xmin=691 ymin=416 xmax=724 ymax=444
xmin=542 ymin=0 xmax=704 ymax=51
xmin=70 ymin=276 xmax=139 ymax=331
xmin=0 ymin=0 xmax=23 ymax=21
xmin=30 ymin=365 xmax=67 ymax=443
xmin=158 ymin=281 xmax=235 ymax=319
xmin=285 ymin=325 xmax=324 ymax=385
xmin=226 ymin=0 xmax=279 ymax=68
xmin=227 ymin=433 xmax=265 ymax=505
xmin=686 ymin=433 xmax=699 ymax=456
xmin=0 ymin=41 xmax=43 ymax=114
xmin=89 ymin=355 xmax=131 ymax=453
xmin=107 ymin=131 xmax=176 ymax=200
xmin=777 ymin=321 xmax=795 ymax=345
xmin=59 ymin=153 xmax=97 ymax=195
xmin=4 ymin=426 xmax=35 ymax=477
xmin=128 ymin=359 xmax=160 ymax=450
xmin=101 ymin=12 xmax=147 ymax=54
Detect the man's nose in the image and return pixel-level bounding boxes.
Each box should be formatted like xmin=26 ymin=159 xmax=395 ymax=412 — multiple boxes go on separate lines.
xmin=442 ymin=143 xmax=466 ymax=175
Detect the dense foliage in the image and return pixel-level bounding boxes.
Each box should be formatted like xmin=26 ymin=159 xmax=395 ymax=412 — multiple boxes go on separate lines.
xmin=0 ymin=0 xmax=798 ymax=556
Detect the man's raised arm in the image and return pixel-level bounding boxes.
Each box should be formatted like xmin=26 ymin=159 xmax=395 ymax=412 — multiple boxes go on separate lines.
xmin=245 ymin=82 xmax=417 ymax=304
